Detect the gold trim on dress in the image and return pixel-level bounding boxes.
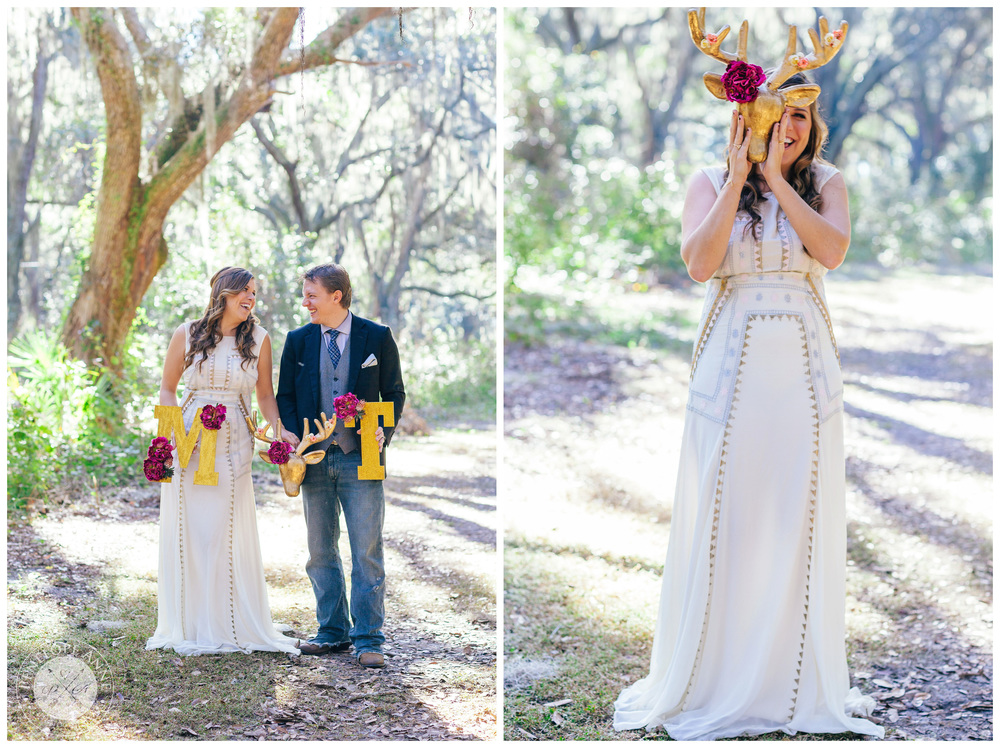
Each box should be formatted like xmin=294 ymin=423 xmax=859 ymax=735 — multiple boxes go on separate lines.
xmin=785 ymin=316 xmax=821 ymax=723
xmin=690 ymin=279 xmax=731 ymax=381
xmin=681 ymin=311 xmax=751 ymax=709
xmin=225 ymin=414 xmax=241 ymax=650
xmin=238 ymin=395 xmax=255 ymax=439
xmin=681 ymin=314 xmax=821 ymax=722
xmin=177 ymin=393 xmax=195 ymax=640
xmin=806 ymin=274 xmax=840 ymax=365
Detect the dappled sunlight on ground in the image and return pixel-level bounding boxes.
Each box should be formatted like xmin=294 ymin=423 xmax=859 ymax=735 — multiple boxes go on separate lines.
xmin=33 ymin=516 xmax=159 ymax=580
xmin=504 ymin=270 xmax=992 ymax=740
xmin=8 ymin=428 xmax=497 ymax=740
xmin=506 ymin=393 xmax=687 ymax=568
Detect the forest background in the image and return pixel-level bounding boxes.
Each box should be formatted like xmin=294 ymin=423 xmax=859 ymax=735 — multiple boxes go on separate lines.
xmin=504 ymin=6 xmax=992 ymax=740
xmin=506 ymin=5 xmax=991 ymax=318
xmin=7 ymin=7 xmax=497 ymax=509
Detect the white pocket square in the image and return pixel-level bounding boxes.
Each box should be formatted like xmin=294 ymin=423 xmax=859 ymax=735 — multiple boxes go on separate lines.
xmin=361 ymin=354 xmax=378 ymax=368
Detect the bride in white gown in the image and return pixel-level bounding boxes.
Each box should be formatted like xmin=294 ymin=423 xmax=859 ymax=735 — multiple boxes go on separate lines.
xmin=147 ymin=266 xmax=300 ymax=656
xmin=613 ymin=77 xmax=884 ymax=739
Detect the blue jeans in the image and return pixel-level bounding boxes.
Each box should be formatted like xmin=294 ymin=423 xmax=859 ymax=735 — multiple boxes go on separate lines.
xmin=300 ymin=448 xmax=385 ymax=654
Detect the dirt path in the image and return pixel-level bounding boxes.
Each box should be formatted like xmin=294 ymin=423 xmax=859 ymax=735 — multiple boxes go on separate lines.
xmin=8 ymin=428 xmax=497 ymax=740
xmin=503 ymin=268 xmax=991 ymax=740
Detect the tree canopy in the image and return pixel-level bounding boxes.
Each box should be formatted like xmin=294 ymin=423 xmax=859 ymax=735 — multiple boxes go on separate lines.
xmin=505 ymin=6 xmax=992 ymax=295
xmin=7 ymin=7 xmax=497 ymax=507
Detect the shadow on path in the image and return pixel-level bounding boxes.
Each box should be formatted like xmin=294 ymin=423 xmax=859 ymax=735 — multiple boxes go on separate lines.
xmin=845 ymin=403 xmax=992 ymax=475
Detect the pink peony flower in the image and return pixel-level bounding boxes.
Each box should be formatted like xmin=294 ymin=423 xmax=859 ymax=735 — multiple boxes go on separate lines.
xmin=721 ymin=60 xmax=766 ymax=103
xmin=200 ymin=404 xmax=227 ymax=430
xmin=333 ymin=393 xmax=366 ymax=422
xmin=267 ymin=440 xmax=294 ymax=465
xmin=146 ymin=436 xmax=174 ymax=463
xmin=143 ymin=458 xmax=166 ymax=482
xmin=147 ymin=438 xmax=174 ymax=463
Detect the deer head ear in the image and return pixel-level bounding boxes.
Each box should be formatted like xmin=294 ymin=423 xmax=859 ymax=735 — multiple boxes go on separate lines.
xmin=704 ymin=73 xmax=728 ymax=100
xmin=303 ymin=450 xmax=326 ymax=464
xmin=781 ymin=84 xmax=821 ymax=108
xmin=259 ymin=451 xmax=274 ymax=464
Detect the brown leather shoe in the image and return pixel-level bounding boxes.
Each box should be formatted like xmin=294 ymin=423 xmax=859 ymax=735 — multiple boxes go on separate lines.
xmin=357 ymin=651 xmax=385 ymax=668
xmin=297 ymin=640 xmax=352 ymax=655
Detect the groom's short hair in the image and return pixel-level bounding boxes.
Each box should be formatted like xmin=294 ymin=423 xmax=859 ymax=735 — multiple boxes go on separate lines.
xmin=304 ymin=263 xmax=352 ymax=308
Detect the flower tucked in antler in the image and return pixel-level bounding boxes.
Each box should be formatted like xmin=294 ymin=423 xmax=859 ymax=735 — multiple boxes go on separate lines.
xmin=267 ymin=440 xmax=294 ymax=465
xmin=688 ymin=6 xmax=849 ymax=163
xmin=721 ymin=60 xmax=766 ymax=103
xmin=247 ymin=411 xmax=336 ymax=497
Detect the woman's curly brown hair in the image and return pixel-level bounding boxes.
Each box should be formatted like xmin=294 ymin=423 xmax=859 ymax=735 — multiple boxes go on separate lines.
xmin=727 ymin=73 xmax=831 ymax=241
xmin=184 ymin=267 xmax=259 ymax=372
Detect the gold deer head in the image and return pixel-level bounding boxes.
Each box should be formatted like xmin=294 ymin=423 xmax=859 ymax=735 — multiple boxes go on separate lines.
xmin=246 ymin=412 xmax=336 ymax=497
xmin=689 ymin=7 xmax=848 ymax=163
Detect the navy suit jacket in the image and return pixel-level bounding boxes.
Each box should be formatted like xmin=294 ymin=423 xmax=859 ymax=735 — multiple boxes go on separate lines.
xmin=276 ymin=315 xmax=406 ymax=456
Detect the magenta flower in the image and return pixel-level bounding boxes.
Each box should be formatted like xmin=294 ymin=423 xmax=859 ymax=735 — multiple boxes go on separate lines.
xmin=200 ymin=404 xmax=227 ymax=430
xmin=333 ymin=393 xmax=366 ymax=422
xmin=267 ymin=440 xmax=294 ymax=465
xmin=721 ymin=60 xmax=766 ymax=103
xmin=144 ymin=436 xmax=175 ymax=481
xmin=143 ymin=458 xmax=166 ymax=482
xmin=147 ymin=438 xmax=174 ymax=463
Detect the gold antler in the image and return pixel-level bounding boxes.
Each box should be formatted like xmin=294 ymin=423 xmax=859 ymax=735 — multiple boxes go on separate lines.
xmin=294 ymin=412 xmax=336 ymax=456
xmin=246 ymin=412 xmax=275 ymax=444
xmin=688 ymin=7 xmax=748 ymax=64
xmin=768 ymin=16 xmax=848 ymax=90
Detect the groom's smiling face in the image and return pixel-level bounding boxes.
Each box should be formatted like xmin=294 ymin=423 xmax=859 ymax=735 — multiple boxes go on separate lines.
xmin=302 ymin=279 xmax=346 ymax=327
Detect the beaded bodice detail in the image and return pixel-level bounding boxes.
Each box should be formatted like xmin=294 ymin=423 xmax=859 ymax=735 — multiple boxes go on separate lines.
xmin=701 ymin=164 xmax=840 ymax=278
xmin=182 ymin=326 xmax=261 ymax=402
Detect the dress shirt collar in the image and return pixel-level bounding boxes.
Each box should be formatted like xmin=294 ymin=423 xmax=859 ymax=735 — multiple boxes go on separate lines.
xmin=320 ymin=311 xmax=352 ymax=339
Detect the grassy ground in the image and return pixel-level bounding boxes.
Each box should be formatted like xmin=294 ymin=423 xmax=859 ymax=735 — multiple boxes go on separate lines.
xmin=8 ymin=428 xmax=497 ymax=740
xmin=503 ymin=267 xmax=992 ymax=741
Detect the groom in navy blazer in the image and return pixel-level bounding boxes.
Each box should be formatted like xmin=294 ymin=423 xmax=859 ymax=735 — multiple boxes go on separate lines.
xmin=276 ymin=263 xmax=405 ymax=668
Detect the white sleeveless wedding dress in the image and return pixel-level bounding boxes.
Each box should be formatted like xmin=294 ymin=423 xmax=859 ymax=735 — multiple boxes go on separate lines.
xmin=613 ymin=164 xmax=883 ymax=739
xmin=146 ymin=322 xmax=299 ymax=656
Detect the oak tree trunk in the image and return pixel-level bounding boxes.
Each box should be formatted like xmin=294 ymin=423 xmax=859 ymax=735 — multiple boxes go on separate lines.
xmin=62 ymin=7 xmax=396 ymax=367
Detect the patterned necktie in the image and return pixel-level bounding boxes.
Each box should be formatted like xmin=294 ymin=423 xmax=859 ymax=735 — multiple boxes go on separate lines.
xmin=326 ymin=329 xmax=341 ymax=370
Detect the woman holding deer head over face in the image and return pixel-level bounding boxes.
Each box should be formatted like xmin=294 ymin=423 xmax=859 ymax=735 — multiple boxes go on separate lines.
xmin=147 ymin=266 xmax=300 ymax=656
xmin=613 ymin=9 xmax=883 ymax=740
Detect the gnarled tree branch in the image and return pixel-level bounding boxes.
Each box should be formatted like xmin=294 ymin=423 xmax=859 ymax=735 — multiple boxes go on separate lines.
xmin=275 ymin=7 xmax=404 ymax=77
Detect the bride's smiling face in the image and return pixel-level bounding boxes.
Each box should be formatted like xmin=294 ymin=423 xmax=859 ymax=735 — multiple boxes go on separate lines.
xmin=225 ymin=280 xmax=257 ymax=321
xmin=781 ymin=106 xmax=812 ymax=169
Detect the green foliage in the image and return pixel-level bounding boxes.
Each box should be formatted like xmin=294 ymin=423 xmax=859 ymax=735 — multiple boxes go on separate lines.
xmin=505 ymin=6 xmax=993 ymax=294
xmin=7 ymin=328 xmax=153 ymax=512
xmin=506 ymin=157 xmax=688 ymax=290
xmin=505 ymin=9 xmax=692 ymax=308
xmin=404 ymin=335 xmax=496 ymax=423
xmin=844 ymin=157 xmax=993 ymax=267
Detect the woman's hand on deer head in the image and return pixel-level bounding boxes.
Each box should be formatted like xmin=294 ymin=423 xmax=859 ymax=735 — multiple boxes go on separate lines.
xmin=726 ymin=110 xmax=752 ymax=189
xmin=762 ymin=111 xmax=790 ymax=188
